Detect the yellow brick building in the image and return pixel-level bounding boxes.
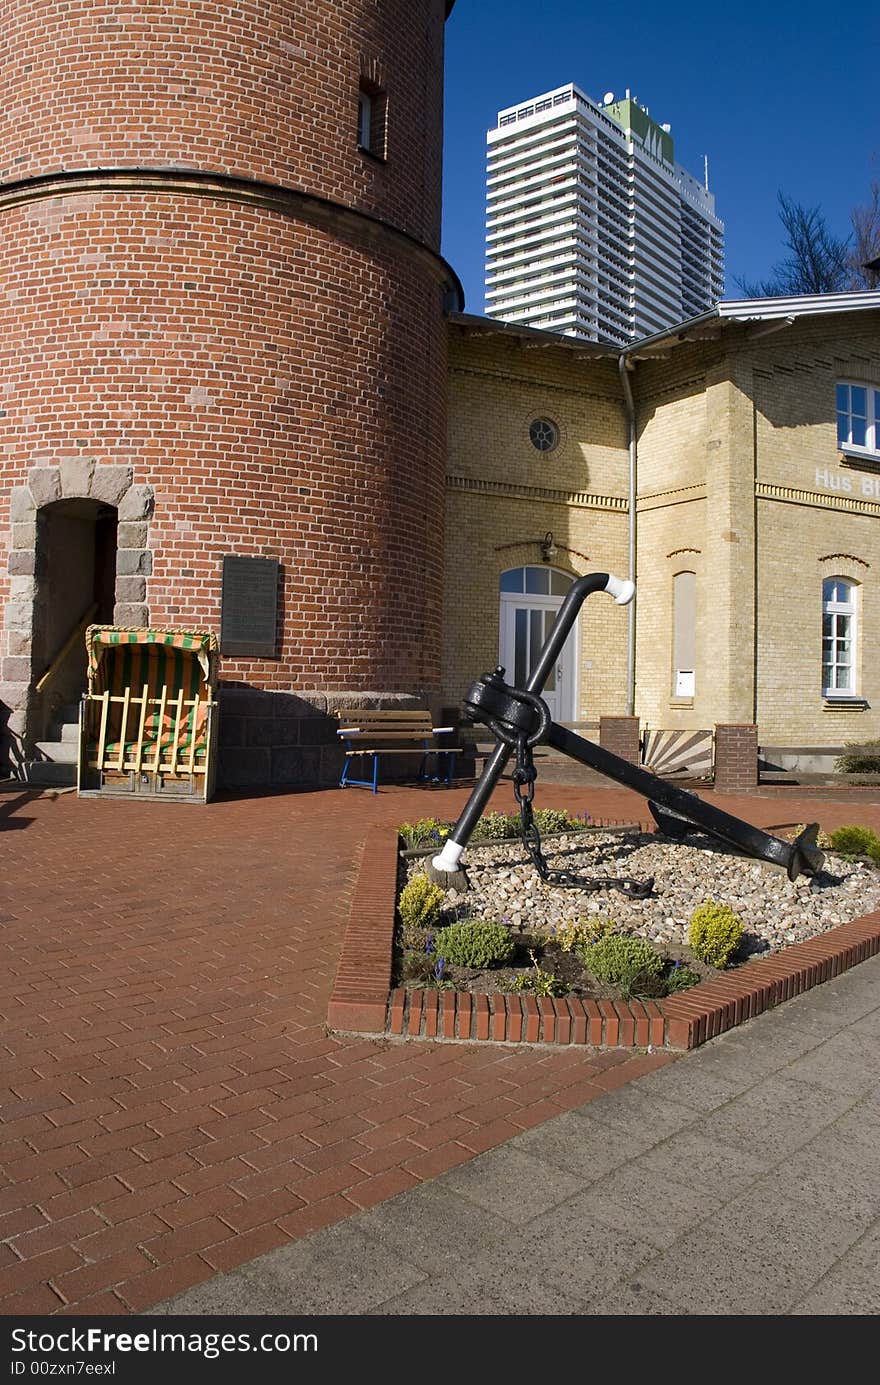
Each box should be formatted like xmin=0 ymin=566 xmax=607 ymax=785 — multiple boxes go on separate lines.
xmin=444 ymin=293 xmax=880 ymax=773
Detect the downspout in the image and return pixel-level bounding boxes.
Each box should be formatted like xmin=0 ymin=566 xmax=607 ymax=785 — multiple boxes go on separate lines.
xmin=618 ymin=352 xmax=637 ymax=716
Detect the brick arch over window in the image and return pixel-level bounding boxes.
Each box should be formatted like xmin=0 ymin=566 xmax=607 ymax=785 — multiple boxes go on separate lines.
xmin=1 ymin=464 xmax=154 ymax=772
xmin=493 ymin=539 xmax=588 ymax=580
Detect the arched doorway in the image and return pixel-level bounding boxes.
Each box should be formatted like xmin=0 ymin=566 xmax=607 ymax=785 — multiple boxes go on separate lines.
xmin=30 ymin=499 xmax=118 ymax=743
xmin=499 ymin=566 xmax=576 ymax=722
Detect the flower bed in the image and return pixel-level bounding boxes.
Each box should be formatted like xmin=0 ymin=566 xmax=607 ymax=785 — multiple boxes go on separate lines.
xmin=396 ymin=818 xmax=880 ymax=1006
xmin=326 ymin=816 xmax=880 ymax=1050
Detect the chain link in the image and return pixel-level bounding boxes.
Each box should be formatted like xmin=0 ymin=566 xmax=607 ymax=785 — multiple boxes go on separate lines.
xmin=510 ymin=734 xmax=653 ymax=899
xmin=512 ymin=736 xmax=549 ymax=880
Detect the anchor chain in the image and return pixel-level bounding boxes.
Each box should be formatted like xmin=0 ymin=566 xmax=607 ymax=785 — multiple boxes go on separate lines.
xmin=511 ymin=735 xmax=653 ymax=900
xmin=512 ymin=735 xmax=550 ymax=880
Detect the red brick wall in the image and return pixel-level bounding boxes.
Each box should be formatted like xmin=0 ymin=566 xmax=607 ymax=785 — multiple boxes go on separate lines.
xmin=599 ymin=715 xmax=640 ymax=765
xmin=0 ymin=2 xmax=453 ymax=784
xmin=0 ymin=196 xmax=448 ymax=692
xmin=0 ymin=0 xmax=447 ymax=250
xmin=714 ymin=723 xmax=758 ymax=794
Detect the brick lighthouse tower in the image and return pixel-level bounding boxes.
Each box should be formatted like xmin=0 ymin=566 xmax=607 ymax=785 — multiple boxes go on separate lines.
xmin=0 ymin=1 xmax=461 ymax=786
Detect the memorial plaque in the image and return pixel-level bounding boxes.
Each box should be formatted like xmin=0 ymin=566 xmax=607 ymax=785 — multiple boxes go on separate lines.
xmin=220 ymin=556 xmax=279 ymax=657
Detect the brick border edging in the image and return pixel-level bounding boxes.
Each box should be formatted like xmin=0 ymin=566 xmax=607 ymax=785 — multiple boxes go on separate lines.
xmin=327 ymin=825 xmax=399 ymax=1033
xmin=327 ymin=827 xmax=880 ymax=1050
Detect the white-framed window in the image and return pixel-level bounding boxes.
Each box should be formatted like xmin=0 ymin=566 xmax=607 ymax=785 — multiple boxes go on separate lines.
xmin=822 ymin=577 xmax=857 ymax=696
xmin=837 ymin=381 xmax=880 ymax=457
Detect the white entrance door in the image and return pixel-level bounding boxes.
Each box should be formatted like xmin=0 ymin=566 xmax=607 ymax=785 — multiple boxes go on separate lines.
xmin=499 ymin=567 xmax=576 ymax=723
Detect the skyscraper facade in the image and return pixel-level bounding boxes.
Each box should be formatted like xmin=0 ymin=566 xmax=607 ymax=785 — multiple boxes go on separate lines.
xmin=485 ymin=83 xmax=724 ymax=344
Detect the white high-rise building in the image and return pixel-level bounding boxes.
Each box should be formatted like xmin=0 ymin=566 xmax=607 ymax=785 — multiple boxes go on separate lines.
xmin=484 ymin=84 xmax=724 ymax=344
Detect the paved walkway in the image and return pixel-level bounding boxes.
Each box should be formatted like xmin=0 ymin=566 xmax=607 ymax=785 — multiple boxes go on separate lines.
xmin=1 ymin=779 xmax=879 ymax=1315
xmin=157 ymin=952 xmax=880 ymax=1316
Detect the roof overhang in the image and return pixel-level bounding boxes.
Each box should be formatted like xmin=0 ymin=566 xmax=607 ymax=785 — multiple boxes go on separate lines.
xmin=623 ymin=290 xmax=880 ymax=360
xmin=447 ymin=311 xmax=618 ymax=360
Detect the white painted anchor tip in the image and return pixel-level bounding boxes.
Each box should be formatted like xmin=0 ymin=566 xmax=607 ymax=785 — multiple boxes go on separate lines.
xmin=605 ymin=574 xmax=636 ymax=606
xmin=431 ymin=840 xmax=464 ymax=873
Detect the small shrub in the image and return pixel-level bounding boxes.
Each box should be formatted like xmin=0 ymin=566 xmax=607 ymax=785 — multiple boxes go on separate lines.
xmin=501 ymin=951 xmax=565 ymax=997
xmin=398 ymin=873 xmax=445 ymax=932
xmin=834 ymin=740 xmax=880 ymax=774
xmin=664 ymin=962 xmax=702 ymax=994
xmin=401 ymin=923 xmax=429 ymax=951
xmin=532 ymin=808 xmax=576 ymax=835
xmin=827 ymin=825 xmax=880 ymax=859
xmin=398 ymin=817 xmax=450 ymax=849
xmin=582 ymin=934 xmax=664 ymax=994
xmin=432 ymin=919 xmax=514 ymax=968
xmin=470 ymin=811 xmax=519 ymax=842
xmin=688 ymin=901 xmax=744 ymax=968
xmin=548 ymin=916 xmax=614 ymax=952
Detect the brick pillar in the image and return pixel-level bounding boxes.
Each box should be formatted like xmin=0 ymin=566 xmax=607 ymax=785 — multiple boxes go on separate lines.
xmin=599 ymin=715 xmax=640 ymax=765
xmin=714 ymin=723 xmax=758 ymax=794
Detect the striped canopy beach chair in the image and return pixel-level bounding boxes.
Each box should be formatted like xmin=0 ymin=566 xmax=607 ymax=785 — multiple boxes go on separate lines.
xmin=78 ymin=626 xmax=219 ymax=801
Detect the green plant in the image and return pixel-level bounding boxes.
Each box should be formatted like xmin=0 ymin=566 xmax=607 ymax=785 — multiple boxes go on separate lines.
xmin=398 ymin=873 xmax=445 ymax=933
xmin=688 ymin=901 xmax=744 ymax=968
xmin=426 ymin=956 xmax=454 ymax=990
xmin=401 ymin=949 xmax=435 ymax=984
xmin=432 ymin=918 xmax=514 ymax=968
xmin=664 ymin=962 xmax=702 ymax=994
xmin=469 ymin=811 xmax=519 ymax=842
xmin=546 ymin=916 xmax=614 ymax=952
xmin=398 ymin=817 xmax=450 ymax=849
xmin=834 ymin=740 xmax=880 ymax=774
xmin=581 ymin=934 xmax=664 ymax=996
xmin=532 ymin=808 xmax=576 ymax=835
xmin=501 ymin=950 xmax=565 ymax=997
xmin=827 ymin=824 xmax=880 ymax=860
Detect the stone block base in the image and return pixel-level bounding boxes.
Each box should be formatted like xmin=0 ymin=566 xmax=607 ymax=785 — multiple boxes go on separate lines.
xmin=217 ymin=685 xmax=427 ymax=789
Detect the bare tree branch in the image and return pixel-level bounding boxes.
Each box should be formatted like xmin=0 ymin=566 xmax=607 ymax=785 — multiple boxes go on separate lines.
xmin=848 ymin=179 xmax=880 ymax=289
xmin=736 ymin=193 xmax=851 ymax=297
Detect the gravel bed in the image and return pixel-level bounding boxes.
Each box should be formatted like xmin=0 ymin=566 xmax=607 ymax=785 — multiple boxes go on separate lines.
xmin=414 ymin=830 xmax=880 ymax=956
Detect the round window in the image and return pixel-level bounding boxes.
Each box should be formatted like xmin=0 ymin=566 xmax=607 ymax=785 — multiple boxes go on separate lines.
xmin=529 ymin=417 xmax=559 ymax=453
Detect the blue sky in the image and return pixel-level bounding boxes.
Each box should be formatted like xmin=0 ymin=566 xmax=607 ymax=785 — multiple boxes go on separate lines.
xmin=441 ymin=0 xmax=879 ymax=312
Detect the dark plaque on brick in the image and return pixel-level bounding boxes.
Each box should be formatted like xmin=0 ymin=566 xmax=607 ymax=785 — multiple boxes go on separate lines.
xmin=220 ymin=556 xmax=279 ymax=657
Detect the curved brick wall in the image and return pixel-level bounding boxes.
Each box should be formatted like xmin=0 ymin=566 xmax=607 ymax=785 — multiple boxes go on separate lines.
xmin=0 ymin=0 xmax=446 ymax=248
xmin=0 ymin=193 xmax=447 ymax=687
xmin=0 ymin=0 xmax=455 ymax=784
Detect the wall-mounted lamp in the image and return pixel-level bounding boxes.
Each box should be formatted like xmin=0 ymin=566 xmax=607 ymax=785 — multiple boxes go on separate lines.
xmin=540 ymin=530 xmax=557 ymax=563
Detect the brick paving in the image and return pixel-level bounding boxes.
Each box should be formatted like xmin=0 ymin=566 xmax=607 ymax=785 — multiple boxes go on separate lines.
xmin=1 ymin=779 xmax=879 ymax=1315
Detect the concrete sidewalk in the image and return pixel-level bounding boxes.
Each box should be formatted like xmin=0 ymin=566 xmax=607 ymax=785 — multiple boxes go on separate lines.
xmin=155 ymin=952 xmax=880 ymax=1317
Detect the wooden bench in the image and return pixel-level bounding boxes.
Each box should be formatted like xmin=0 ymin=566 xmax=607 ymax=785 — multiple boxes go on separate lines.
xmin=337 ymin=708 xmax=460 ymax=793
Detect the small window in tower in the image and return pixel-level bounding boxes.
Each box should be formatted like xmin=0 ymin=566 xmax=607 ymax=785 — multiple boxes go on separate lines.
xmin=358 ymin=80 xmax=387 ymax=161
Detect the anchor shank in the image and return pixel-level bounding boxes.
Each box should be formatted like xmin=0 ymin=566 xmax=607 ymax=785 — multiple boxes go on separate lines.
xmin=544 ymin=722 xmax=813 ymax=875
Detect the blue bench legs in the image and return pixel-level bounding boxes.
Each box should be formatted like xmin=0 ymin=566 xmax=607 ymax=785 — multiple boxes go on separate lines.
xmin=339 ymin=753 xmax=380 ymax=793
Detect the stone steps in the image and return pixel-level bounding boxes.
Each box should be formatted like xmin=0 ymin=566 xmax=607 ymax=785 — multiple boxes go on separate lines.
xmin=24 ymin=715 xmax=80 ymax=785
xmin=23 ymin=759 xmax=77 ymax=787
